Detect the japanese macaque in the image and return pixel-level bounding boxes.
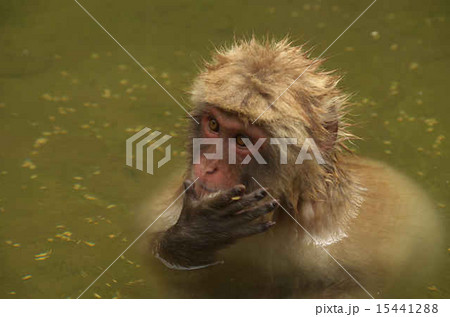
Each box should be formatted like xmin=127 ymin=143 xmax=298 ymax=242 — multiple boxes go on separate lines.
xmin=144 ymin=38 xmax=442 ymax=298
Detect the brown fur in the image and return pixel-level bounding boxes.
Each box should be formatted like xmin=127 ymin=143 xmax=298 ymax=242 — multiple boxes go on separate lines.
xmin=190 ymin=38 xmax=363 ymax=244
xmin=143 ymin=38 xmax=443 ymax=298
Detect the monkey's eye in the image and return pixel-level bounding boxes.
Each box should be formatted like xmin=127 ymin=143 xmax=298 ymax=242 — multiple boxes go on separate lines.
xmin=236 ymin=134 xmax=248 ymax=147
xmin=208 ymin=118 xmax=219 ymax=132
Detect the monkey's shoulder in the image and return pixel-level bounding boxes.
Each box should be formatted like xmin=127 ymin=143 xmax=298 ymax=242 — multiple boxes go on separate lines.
xmin=338 ymin=157 xmax=442 ymax=275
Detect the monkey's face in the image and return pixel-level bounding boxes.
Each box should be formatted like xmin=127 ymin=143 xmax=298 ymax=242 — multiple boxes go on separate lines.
xmin=192 ymin=106 xmax=268 ymax=197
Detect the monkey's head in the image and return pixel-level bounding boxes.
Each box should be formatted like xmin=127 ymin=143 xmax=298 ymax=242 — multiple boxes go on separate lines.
xmin=187 ymin=38 xmax=354 ymax=208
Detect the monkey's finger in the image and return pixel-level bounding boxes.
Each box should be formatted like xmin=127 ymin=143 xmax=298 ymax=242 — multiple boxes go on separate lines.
xmin=205 ymin=184 xmax=246 ymax=209
xmin=232 ymin=221 xmax=276 ymax=239
xmin=230 ymin=200 xmax=277 ymax=225
xmin=221 ymin=188 xmax=268 ymax=215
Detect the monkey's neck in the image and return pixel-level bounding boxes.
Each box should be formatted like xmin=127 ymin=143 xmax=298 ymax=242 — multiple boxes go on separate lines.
xmin=296 ymin=157 xmax=366 ymax=246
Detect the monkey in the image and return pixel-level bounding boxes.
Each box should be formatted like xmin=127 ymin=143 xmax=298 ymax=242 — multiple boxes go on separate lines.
xmin=141 ymin=38 xmax=443 ymax=298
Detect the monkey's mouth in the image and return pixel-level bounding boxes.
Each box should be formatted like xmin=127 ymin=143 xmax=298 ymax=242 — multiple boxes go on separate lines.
xmin=195 ymin=181 xmax=221 ymax=196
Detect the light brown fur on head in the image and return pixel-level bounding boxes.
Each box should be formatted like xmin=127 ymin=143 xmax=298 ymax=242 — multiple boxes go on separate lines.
xmin=189 ymin=37 xmax=364 ymax=245
xmin=190 ymin=37 xmax=355 ymax=152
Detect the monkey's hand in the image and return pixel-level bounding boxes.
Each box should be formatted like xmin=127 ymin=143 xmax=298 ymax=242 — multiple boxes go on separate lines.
xmin=154 ymin=180 xmax=277 ymax=270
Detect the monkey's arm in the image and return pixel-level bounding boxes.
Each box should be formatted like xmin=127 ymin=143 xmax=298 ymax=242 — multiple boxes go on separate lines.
xmin=153 ymin=181 xmax=277 ymax=270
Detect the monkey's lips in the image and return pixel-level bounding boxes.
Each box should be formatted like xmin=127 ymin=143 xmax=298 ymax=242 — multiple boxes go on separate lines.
xmin=195 ymin=181 xmax=222 ymax=196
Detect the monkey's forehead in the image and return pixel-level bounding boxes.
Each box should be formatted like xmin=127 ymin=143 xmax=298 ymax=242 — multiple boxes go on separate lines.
xmin=191 ymin=78 xmax=303 ymax=124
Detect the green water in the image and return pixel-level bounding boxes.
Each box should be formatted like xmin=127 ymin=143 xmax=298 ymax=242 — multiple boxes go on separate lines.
xmin=0 ymin=0 xmax=448 ymax=298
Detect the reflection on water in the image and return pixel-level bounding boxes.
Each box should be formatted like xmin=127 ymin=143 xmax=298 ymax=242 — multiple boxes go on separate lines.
xmin=0 ymin=0 xmax=448 ymax=298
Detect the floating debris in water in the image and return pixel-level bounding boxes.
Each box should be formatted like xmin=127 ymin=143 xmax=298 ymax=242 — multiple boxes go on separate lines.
xmin=345 ymin=47 xmax=355 ymax=52
xmin=91 ymin=53 xmax=99 ymax=59
xmin=120 ymin=79 xmax=128 ymax=85
xmin=106 ymin=204 xmax=116 ymax=209
xmin=390 ymin=43 xmax=398 ymax=51
xmin=370 ymin=31 xmax=380 ymax=40
xmin=73 ymin=184 xmax=82 ymax=191
xmin=22 ymin=159 xmax=36 ymax=170
xmin=8 ymin=291 xmax=16 ymax=295
xmin=93 ymin=293 xmax=102 ymax=299
xmin=41 ymin=93 xmax=53 ymax=101
xmin=21 ymin=274 xmax=32 ymax=281
xmin=101 ymin=89 xmax=111 ymax=98
xmin=56 ymin=225 xmax=65 ymax=229
xmin=12 ymin=243 xmax=20 ymax=248
xmin=83 ymin=194 xmax=97 ymax=201
xmin=83 ymin=241 xmax=96 ymax=247
xmin=118 ymin=64 xmax=128 ymax=70
xmin=427 ymin=285 xmax=438 ymax=292
xmin=424 ymin=118 xmax=438 ymax=127
xmin=35 ymin=249 xmax=52 ymax=261
xmin=409 ymin=62 xmax=419 ymax=71
xmin=125 ymin=279 xmax=144 ymax=286
xmin=108 ymin=234 xmax=116 ymax=239
xmin=55 ymin=231 xmax=73 ymax=242
xmin=389 ymin=81 xmax=399 ymax=95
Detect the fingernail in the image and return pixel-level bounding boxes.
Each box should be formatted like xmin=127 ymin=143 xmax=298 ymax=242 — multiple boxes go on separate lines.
xmin=234 ymin=185 xmax=245 ymax=194
xmin=256 ymin=189 xmax=267 ymax=198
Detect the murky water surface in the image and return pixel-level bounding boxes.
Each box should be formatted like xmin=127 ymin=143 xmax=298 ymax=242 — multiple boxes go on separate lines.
xmin=0 ymin=0 xmax=448 ymax=298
